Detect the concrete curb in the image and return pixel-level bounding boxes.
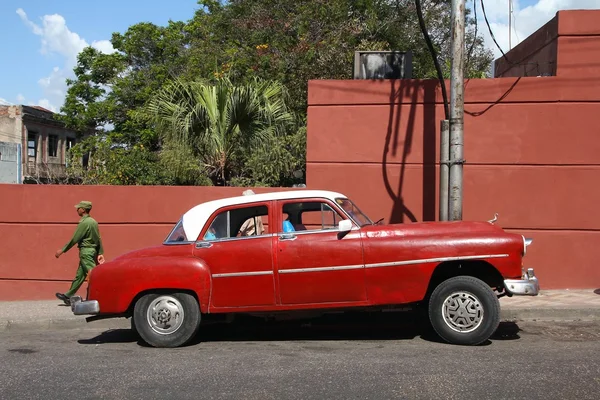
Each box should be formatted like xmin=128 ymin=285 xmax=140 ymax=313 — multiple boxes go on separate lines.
xmin=2 ymin=308 xmax=599 ymax=333
xmin=500 ymin=307 xmax=600 ymax=321
xmin=0 ymin=317 xmax=131 ymax=332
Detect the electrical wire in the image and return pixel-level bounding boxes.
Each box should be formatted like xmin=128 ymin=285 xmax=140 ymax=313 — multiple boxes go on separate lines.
xmin=512 ymin=0 xmax=520 ymax=43
xmin=465 ymin=0 xmax=478 ymax=73
xmin=413 ymin=0 xmax=449 ymax=120
xmin=480 ymin=0 xmax=512 ymax=63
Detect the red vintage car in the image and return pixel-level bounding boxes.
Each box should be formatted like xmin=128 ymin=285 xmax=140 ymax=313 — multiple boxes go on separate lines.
xmin=70 ymin=190 xmax=539 ymax=347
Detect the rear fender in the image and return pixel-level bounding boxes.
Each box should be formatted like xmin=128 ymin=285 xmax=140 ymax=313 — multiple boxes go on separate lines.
xmin=88 ymin=256 xmax=211 ymax=314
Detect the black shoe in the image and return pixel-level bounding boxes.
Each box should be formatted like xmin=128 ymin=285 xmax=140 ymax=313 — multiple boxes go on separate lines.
xmin=55 ymin=293 xmax=70 ymax=305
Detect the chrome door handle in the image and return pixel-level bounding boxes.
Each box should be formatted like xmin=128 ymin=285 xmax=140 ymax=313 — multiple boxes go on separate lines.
xmin=279 ymin=233 xmax=296 ymax=241
xmin=195 ymin=241 xmax=213 ymax=248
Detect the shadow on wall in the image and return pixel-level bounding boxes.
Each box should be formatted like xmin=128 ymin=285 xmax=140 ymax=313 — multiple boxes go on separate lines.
xmin=464 ymin=77 xmax=522 ymax=117
xmin=381 ymin=77 xmax=524 ymax=224
xmin=382 ymin=79 xmax=437 ymax=224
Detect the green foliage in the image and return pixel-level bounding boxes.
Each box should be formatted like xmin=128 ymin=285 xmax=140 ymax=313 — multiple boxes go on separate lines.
xmin=234 ymin=125 xmax=307 ymax=187
xmin=141 ymin=77 xmax=294 ymax=185
xmin=66 ymin=136 xmax=165 ymax=185
xmin=159 ymin=144 xmax=213 ymax=186
xmin=59 ymin=0 xmax=492 ymax=187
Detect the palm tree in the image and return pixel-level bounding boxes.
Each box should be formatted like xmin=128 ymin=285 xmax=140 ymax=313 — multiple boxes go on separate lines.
xmin=143 ymin=77 xmax=293 ymax=185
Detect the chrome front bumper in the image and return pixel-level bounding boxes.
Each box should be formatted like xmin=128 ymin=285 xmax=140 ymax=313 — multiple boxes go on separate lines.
xmin=70 ymin=296 xmax=100 ymax=315
xmin=504 ymin=268 xmax=540 ymax=296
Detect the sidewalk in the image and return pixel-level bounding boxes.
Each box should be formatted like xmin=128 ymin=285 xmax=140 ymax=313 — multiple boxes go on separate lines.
xmin=499 ymin=288 xmax=600 ymax=320
xmin=0 ymin=300 xmax=130 ymax=332
xmin=1 ymin=289 xmax=599 ymax=332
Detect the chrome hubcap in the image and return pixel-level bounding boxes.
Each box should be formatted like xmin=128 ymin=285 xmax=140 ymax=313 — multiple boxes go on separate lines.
xmin=147 ymin=295 xmax=184 ymax=335
xmin=442 ymin=291 xmax=483 ymax=333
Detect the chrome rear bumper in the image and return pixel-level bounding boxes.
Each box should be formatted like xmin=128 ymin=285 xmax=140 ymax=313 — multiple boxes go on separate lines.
xmin=504 ymin=268 xmax=540 ymax=296
xmin=70 ymin=296 xmax=100 ymax=315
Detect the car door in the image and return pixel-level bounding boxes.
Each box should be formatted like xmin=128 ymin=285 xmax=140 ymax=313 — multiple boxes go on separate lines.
xmin=275 ymin=198 xmax=367 ymax=305
xmin=193 ymin=201 xmax=276 ymax=308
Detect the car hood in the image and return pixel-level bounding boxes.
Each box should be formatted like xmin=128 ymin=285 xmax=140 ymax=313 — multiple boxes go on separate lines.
xmin=361 ymin=220 xmax=507 ymax=239
xmin=112 ymin=244 xmax=192 ymax=262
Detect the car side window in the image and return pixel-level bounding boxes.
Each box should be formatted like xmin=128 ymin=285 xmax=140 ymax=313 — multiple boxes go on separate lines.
xmin=281 ymin=201 xmax=343 ymax=233
xmin=204 ymin=205 xmax=269 ymax=241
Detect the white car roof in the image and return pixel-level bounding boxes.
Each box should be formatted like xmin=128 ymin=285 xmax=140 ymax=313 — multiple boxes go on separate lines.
xmin=181 ymin=190 xmax=347 ymax=241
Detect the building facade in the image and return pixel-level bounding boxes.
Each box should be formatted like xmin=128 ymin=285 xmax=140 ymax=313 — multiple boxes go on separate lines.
xmin=0 ymin=105 xmax=78 ymax=183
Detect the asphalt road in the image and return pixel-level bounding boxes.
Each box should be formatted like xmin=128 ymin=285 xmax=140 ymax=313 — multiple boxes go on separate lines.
xmin=0 ymin=315 xmax=599 ymax=400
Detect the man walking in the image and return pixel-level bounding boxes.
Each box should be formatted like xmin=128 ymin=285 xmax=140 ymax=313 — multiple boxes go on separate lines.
xmin=55 ymin=201 xmax=105 ymax=305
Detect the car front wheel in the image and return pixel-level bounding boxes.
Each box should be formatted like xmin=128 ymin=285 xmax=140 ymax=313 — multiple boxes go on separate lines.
xmin=428 ymin=276 xmax=500 ymax=345
xmin=133 ymin=292 xmax=201 ymax=348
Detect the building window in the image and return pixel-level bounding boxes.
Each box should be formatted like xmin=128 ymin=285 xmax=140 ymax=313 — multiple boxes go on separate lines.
xmin=27 ymin=133 xmax=37 ymax=157
xmin=65 ymin=137 xmax=76 ymax=167
xmin=66 ymin=137 xmax=76 ymax=151
xmin=48 ymin=135 xmax=59 ymax=158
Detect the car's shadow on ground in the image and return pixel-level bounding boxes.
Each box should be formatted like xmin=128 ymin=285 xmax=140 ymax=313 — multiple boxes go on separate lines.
xmin=78 ymin=312 xmax=521 ymax=347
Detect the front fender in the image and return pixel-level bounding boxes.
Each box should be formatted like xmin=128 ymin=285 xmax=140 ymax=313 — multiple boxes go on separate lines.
xmin=88 ymin=256 xmax=211 ymax=315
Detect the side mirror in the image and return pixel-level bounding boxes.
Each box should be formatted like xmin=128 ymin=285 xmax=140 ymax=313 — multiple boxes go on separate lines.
xmin=338 ymin=219 xmax=353 ymax=232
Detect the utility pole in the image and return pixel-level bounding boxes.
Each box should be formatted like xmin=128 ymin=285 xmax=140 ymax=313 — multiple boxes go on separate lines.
xmin=439 ymin=119 xmax=449 ymax=221
xmin=448 ymin=0 xmax=465 ymax=221
xmin=509 ymin=0 xmax=513 ymax=49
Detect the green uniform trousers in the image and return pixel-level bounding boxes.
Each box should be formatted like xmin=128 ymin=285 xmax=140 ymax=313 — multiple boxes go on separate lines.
xmin=65 ymin=247 xmax=97 ymax=297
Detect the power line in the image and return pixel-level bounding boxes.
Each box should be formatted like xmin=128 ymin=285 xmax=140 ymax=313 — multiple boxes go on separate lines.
xmin=466 ymin=0 xmax=478 ymax=72
xmin=413 ymin=0 xmax=449 ymax=120
xmin=480 ymin=0 xmax=512 ymax=64
xmin=512 ymin=1 xmax=520 ymax=44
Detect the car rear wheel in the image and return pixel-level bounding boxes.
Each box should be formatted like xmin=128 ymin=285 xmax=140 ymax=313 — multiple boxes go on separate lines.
xmin=133 ymin=292 xmax=201 ymax=348
xmin=428 ymin=276 xmax=500 ymax=345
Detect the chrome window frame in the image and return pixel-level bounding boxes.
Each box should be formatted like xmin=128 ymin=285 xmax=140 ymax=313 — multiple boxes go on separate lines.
xmin=196 ymin=232 xmax=276 ymax=246
xmin=277 ymin=198 xmax=360 ymax=235
xmin=334 ymin=197 xmax=373 ymax=227
xmin=163 ymin=219 xmax=192 ymax=245
xmin=198 ymin=203 xmax=271 ymax=244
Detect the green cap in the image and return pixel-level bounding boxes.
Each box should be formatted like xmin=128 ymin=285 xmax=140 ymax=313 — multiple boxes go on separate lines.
xmin=74 ymin=201 xmax=92 ymax=210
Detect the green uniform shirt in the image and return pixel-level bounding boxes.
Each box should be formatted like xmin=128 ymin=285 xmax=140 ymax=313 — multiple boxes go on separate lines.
xmin=62 ymin=215 xmax=104 ymax=255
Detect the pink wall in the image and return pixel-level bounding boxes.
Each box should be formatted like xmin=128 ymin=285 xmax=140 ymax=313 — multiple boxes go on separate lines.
xmin=306 ymin=76 xmax=600 ymax=290
xmin=0 ymin=185 xmax=290 ymax=300
xmin=2 ymin=10 xmax=600 ymax=300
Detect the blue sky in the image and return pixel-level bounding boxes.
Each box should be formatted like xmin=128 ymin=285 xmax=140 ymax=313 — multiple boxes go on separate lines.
xmin=0 ymin=0 xmax=199 ymax=111
xmin=0 ymin=0 xmax=598 ymax=112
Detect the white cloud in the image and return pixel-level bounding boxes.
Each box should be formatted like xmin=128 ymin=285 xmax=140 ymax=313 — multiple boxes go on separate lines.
xmin=475 ymin=0 xmax=600 ymax=60
xmin=36 ymin=99 xmax=58 ymax=112
xmin=16 ymin=8 xmax=42 ymax=36
xmin=92 ymin=40 xmax=116 ymax=55
xmin=16 ymin=94 xmax=26 ymax=103
xmin=16 ymin=8 xmax=115 ymax=112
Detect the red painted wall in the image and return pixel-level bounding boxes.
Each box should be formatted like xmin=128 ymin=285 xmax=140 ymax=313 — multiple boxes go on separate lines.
xmin=306 ymin=76 xmax=600 ymax=290
xmin=0 ymin=185 xmax=291 ymax=300
xmin=3 ymin=10 xmax=600 ymax=299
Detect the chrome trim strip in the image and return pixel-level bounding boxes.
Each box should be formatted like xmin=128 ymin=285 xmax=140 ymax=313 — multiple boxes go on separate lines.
xmin=201 ymin=233 xmax=276 ymax=244
xmin=279 ymin=264 xmax=364 ymax=274
xmin=276 ymin=228 xmax=360 ymax=237
xmin=212 ymin=255 xmax=510 ymax=278
xmin=212 ymin=271 xmax=274 ymax=278
xmin=365 ymin=254 xmax=510 ymax=269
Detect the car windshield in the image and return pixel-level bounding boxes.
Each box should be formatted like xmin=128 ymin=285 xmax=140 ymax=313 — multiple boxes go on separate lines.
xmin=164 ymin=219 xmax=189 ymax=243
xmin=335 ymin=198 xmax=373 ymax=227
